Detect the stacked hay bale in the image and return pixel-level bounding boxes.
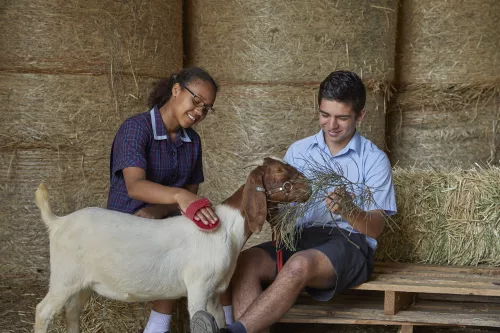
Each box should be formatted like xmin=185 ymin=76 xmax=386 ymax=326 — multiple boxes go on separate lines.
xmin=376 ymin=166 xmax=500 ymax=266
xmin=185 ymin=0 xmax=399 ymax=248
xmin=0 ymin=0 xmax=182 ymax=331
xmin=382 ymin=0 xmax=500 ymax=270
xmin=388 ymin=0 xmax=500 ymax=167
xmin=185 ymin=0 xmax=398 ymax=83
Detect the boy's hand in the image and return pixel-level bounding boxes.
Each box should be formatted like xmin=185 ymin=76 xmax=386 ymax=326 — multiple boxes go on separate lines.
xmin=325 ymin=187 xmax=355 ymax=215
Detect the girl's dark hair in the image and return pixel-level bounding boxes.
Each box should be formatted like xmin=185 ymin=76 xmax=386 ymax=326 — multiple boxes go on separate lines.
xmin=318 ymin=70 xmax=366 ymax=115
xmin=148 ymin=67 xmax=218 ymax=108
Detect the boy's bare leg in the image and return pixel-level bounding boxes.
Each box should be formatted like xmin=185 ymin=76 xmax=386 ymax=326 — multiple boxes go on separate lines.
xmin=232 ymin=248 xmax=276 ymax=318
xmin=233 ymin=249 xmax=335 ymax=333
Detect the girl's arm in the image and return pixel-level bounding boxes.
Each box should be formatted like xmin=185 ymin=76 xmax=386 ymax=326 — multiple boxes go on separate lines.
xmin=123 ymin=167 xmax=218 ymax=224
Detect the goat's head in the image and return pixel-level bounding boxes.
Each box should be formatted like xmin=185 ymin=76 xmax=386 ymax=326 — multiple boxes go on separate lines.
xmin=242 ymin=157 xmax=311 ymax=234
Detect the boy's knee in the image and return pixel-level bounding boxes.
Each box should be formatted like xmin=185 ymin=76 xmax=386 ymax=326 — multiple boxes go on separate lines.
xmin=284 ymin=250 xmax=336 ymax=290
xmin=281 ymin=254 xmax=311 ymax=283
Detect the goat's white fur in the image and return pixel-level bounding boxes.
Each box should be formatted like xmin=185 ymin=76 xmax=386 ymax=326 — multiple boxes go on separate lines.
xmin=34 ymin=187 xmax=247 ymax=333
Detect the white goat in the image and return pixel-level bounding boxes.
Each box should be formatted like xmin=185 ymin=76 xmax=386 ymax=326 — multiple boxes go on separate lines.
xmin=34 ymin=157 xmax=310 ymax=333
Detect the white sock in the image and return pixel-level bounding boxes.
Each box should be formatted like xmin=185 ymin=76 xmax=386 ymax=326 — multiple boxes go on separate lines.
xmin=144 ymin=310 xmax=172 ymax=333
xmin=223 ymin=305 xmax=234 ymax=325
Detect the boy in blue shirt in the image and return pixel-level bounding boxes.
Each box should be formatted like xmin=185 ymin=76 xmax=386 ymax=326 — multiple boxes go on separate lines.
xmin=192 ymin=71 xmax=397 ymax=333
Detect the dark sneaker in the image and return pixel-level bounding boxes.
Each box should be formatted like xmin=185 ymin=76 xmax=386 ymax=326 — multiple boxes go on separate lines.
xmin=191 ymin=310 xmax=220 ymax=333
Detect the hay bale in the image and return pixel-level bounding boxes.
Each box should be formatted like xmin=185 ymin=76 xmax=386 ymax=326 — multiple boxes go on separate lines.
xmin=186 ymin=0 xmax=398 ymax=83
xmin=398 ymin=0 xmax=500 ymax=84
xmin=197 ymin=83 xmax=388 ymax=205
xmin=387 ymin=83 xmax=500 ymax=168
xmin=376 ymin=166 xmax=500 ymax=266
xmin=0 ymin=0 xmax=182 ymax=77
xmin=0 ymin=72 xmax=154 ymax=150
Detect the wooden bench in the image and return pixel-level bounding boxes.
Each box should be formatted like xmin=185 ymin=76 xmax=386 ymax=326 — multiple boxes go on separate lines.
xmin=279 ymin=262 xmax=500 ymax=332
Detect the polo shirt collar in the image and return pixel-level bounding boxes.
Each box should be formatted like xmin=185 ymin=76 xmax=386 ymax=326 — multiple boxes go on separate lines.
xmin=150 ymin=106 xmax=192 ymax=143
xmin=313 ymin=129 xmax=361 ymax=157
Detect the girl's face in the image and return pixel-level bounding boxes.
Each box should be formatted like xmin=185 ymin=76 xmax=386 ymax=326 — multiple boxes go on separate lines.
xmin=171 ymin=80 xmax=216 ymax=128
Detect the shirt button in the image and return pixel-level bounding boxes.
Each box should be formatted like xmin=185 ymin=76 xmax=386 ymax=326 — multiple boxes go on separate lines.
xmin=172 ymin=152 xmax=176 ymax=156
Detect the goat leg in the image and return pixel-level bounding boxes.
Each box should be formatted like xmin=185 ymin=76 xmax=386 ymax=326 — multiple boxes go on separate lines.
xmin=65 ymin=288 xmax=92 ymax=333
xmin=186 ymin=284 xmax=211 ymax=319
xmin=207 ymin=294 xmax=225 ymax=328
xmin=35 ymin=288 xmax=73 ymax=333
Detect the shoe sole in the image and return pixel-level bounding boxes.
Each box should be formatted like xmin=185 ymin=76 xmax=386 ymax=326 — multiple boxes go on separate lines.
xmin=191 ymin=310 xmax=219 ymax=333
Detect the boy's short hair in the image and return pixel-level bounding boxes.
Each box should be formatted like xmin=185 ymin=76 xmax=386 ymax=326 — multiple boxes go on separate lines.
xmin=318 ymin=71 xmax=366 ymax=116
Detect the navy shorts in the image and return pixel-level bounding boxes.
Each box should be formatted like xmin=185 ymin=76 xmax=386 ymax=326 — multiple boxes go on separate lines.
xmin=255 ymin=227 xmax=374 ymax=301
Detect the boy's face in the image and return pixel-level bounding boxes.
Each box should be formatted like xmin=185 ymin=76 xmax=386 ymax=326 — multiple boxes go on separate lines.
xmin=319 ymin=99 xmax=365 ymax=149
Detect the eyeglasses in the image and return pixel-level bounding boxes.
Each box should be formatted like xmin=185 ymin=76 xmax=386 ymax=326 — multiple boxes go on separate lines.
xmin=184 ymin=86 xmax=215 ymax=115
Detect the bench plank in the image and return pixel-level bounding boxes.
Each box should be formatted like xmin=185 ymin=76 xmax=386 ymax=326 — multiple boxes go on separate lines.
xmin=281 ymin=299 xmax=500 ymax=327
xmin=352 ymin=262 xmax=500 ymax=296
xmin=354 ymin=279 xmax=500 ymax=296
xmin=374 ymin=262 xmax=500 ymax=277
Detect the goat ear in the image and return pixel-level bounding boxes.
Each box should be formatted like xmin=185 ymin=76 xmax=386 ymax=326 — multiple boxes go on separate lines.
xmin=263 ymin=157 xmax=274 ymax=166
xmin=242 ymin=166 xmax=267 ymax=234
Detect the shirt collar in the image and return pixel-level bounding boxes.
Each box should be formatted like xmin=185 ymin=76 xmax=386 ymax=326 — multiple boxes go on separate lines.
xmin=150 ymin=106 xmax=192 ymax=143
xmin=313 ymin=129 xmax=361 ymax=157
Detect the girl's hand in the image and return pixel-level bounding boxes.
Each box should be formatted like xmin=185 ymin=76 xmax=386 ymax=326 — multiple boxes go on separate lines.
xmin=177 ymin=190 xmax=219 ymax=226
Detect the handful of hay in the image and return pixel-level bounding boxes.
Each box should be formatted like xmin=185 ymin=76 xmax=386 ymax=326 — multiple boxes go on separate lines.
xmin=269 ymin=157 xmax=392 ymax=250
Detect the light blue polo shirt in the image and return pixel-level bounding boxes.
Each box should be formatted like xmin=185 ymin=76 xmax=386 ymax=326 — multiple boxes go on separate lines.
xmin=284 ymin=130 xmax=397 ymax=250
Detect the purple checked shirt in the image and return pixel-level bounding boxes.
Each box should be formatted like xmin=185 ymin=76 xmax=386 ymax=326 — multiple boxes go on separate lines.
xmin=107 ymin=106 xmax=204 ymax=214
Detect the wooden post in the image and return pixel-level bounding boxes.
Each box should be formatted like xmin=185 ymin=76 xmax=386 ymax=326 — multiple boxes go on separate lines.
xmin=400 ymin=325 xmax=414 ymax=333
xmin=384 ymin=291 xmax=415 ymax=315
